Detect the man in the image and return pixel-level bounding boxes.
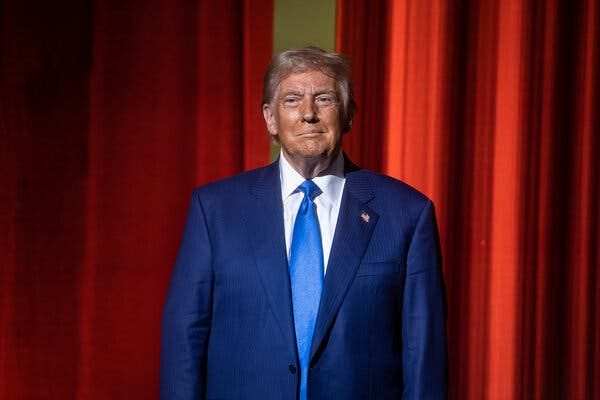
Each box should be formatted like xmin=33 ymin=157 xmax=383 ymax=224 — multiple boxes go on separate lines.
xmin=161 ymin=46 xmax=447 ymax=399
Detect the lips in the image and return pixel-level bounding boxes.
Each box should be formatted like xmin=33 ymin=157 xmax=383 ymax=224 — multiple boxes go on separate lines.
xmin=298 ymin=129 xmax=324 ymax=136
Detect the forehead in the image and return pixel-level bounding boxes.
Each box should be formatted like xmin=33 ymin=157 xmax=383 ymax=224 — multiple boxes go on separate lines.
xmin=278 ymin=70 xmax=336 ymax=93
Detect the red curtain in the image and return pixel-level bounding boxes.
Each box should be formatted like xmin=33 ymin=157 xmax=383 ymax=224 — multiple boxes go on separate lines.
xmin=337 ymin=0 xmax=599 ymax=399
xmin=3 ymin=1 xmax=598 ymax=399
xmin=336 ymin=0 xmax=390 ymax=172
xmin=0 ymin=1 xmax=272 ymax=398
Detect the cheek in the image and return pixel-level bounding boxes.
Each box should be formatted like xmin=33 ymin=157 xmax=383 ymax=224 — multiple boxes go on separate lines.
xmin=324 ymin=114 xmax=342 ymax=134
xmin=280 ymin=115 xmax=301 ymax=134
xmin=283 ymin=110 xmax=300 ymax=124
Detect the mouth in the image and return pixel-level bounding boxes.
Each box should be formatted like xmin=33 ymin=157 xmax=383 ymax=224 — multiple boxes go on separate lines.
xmin=298 ymin=129 xmax=324 ymax=137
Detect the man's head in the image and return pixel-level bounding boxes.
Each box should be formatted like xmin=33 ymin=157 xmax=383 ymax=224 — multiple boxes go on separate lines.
xmin=261 ymin=47 xmax=356 ymax=178
xmin=262 ymin=46 xmax=356 ymax=133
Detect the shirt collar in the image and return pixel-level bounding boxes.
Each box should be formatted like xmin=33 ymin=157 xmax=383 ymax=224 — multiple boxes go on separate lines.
xmin=279 ymin=150 xmax=346 ymax=207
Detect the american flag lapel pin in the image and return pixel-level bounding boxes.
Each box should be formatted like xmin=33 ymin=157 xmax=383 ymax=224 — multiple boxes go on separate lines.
xmin=360 ymin=211 xmax=370 ymax=223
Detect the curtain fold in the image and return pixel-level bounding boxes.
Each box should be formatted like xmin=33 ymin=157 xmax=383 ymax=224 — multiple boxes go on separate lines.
xmin=336 ymin=0 xmax=599 ymax=399
xmin=335 ymin=0 xmax=390 ymax=172
xmin=1 ymin=1 xmax=273 ymax=398
xmin=2 ymin=1 xmax=597 ymax=398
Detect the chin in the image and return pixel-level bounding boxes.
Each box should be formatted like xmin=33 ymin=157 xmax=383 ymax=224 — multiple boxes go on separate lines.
xmin=299 ymin=140 xmax=329 ymax=154
xmin=299 ymin=148 xmax=330 ymax=160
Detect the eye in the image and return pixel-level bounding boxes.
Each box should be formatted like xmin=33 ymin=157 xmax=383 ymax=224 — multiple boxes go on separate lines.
xmin=315 ymin=95 xmax=336 ymax=106
xmin=283 ymin=97 xmax=300 ymax=106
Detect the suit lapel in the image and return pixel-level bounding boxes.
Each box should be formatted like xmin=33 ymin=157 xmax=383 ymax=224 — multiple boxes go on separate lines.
xmin=310 ymin=168 xmax=378 ymax=359
xmin=246 ymin=163 xmax=298 ymax=359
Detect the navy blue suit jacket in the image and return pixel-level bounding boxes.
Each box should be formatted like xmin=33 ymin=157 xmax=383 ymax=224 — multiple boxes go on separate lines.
xmin=161 ymin=158 xmax=447 ymax=399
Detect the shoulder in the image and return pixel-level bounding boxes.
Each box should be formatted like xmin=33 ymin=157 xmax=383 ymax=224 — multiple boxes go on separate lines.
xmin=194 ymin=163 xmax=276 ymax=193
xmin=347 ymin=168 xmax=431 ymax=207
xmin=189 ymin=162 xmax=278 ymax=207
xmin=347 ymin=169 xmax=439 ymax=242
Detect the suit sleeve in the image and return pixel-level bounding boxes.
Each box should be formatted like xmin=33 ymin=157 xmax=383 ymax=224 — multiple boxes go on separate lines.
xmin=402 ymin=200 xmax=448 ymax=399
xmin=161 ymin=191 xmax=214 ymax=399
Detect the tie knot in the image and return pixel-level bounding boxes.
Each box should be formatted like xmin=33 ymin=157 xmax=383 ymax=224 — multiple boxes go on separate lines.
xmin=298 ymin=180 xmax=321 ymax=200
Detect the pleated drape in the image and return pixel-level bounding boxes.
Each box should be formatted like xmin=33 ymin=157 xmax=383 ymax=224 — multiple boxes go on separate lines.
xmin=0 ymin=1 xmax=272 ymax=398
xmin=2 ymin=1 xmax=597 ymax=399
xmin=337 ymin=0 xmax=599 ymax=399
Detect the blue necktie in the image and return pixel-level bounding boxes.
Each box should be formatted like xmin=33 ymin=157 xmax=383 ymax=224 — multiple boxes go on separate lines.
xmin=289 ymin=180 xmax=324 ymax=400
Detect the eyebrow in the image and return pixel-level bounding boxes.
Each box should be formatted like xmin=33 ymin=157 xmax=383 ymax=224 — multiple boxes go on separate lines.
xmin=280 ymin=90 xmax=303 ymax=97
xmin=280 ymin=89 xmax=337 ymax=97
xmin=314 ymin=89 xmax=337 ymax=96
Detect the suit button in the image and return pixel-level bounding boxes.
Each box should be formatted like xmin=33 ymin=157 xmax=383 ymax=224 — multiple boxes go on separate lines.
xmin=288 ymin=365 xmax=297 ymax=374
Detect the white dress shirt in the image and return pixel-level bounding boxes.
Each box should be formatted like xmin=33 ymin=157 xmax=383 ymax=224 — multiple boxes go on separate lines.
xmin=280 ymin=151 xmax=346 ymax=273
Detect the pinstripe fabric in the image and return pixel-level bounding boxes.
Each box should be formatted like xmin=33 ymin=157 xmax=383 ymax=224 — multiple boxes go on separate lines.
xmin=161 ymin=156 xmax=447 ymax=399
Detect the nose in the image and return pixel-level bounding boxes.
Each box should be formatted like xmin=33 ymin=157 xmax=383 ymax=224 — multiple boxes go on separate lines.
xmin=300 ymin=100 xmax=318 ymax=123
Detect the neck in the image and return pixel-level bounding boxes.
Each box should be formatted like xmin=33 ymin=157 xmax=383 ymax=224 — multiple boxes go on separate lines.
xmin=283 ymin=150 xmax=341 ymax=179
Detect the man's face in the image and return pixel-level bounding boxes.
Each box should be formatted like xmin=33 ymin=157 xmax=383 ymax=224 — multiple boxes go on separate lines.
xmin=263 ymin=70 xmax=343 ymax=168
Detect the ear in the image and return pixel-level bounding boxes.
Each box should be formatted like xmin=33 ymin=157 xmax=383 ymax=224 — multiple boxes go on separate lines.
xmin=343 ymin=119 xmax=352 ymax=134
xmin=262 ymin=104 xmax=278 ymax=137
